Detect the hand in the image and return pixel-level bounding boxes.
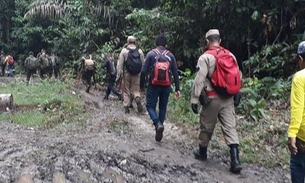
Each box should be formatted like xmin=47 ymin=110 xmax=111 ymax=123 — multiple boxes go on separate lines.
xmin=288 ymin=137 xmax=298 ymax=155
xmin=175 ymin=91 xmax=181 ymax=100
xmin=115 ymin=77 xmax=120 ymax=84
xmin=233 ymin=92 xmax=241 ymax=107
xmin=140 ymin=88 xmax=145 ymax=95
xmin=191 ymin=103 xmax=199 ymax=114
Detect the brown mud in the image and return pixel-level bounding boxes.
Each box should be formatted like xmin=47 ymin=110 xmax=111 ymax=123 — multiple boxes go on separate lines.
xmin=0 ymin=77 xmax=290 ymax=183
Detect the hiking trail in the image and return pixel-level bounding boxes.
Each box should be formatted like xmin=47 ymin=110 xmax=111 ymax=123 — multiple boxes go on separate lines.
xmin=0 ymin=78 xmax=290 ymax=183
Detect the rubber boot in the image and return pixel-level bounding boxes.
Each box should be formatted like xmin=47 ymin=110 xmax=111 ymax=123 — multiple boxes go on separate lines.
xmin=229 ymin=144 xmax=242 ymax=174
xmin=124 ymin=106 xmax=130 ymax=114
xmin=135 ymin=97 xmax=144 ymax=113
xmin=115 ymin=91 xmax=122 ymax=101
xmin=129 ymin=97 xmax=134 ymax=108
xmin=117 ymin=93 xmax=122 ymax=101
xmin=193 ymin=144 xmax=207 ymax=161
xmin=85 ymin=86 xmax=90 ymax=93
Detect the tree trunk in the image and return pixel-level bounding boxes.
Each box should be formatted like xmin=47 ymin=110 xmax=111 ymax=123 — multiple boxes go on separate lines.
xmin=0 ymin=94 xmax=13 ymax=109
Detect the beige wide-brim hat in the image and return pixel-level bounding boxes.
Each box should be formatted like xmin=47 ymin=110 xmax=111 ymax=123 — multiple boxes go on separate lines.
xmin=127 ymin=36 xmax=136 ymax=42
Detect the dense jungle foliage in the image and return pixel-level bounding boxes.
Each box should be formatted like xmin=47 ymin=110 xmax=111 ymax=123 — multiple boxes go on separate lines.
xmin=1 ymin=0 xmax=305 ymax=121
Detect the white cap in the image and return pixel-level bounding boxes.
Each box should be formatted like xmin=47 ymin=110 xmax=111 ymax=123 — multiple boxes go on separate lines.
xmin=205 ymin=29 xmax=220 ymax=38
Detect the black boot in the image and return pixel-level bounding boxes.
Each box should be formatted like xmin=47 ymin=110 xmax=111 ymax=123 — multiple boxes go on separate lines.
xmin=229 ymin=144 xmax=242 ymax=174
xmin=193 ymin=144 xmax=207 ymax=161
xmin=155 ymin=122 xmax=164 ymax=142
xmin=124 ymin=106 xmax=130 ymax=114
xmin=135 ymin=97 xmax=144 ymax=113
xmin=103 ymin=95 xmax=109 ymax=100
xmin=115 ymin=92 xmax=122 ymax=101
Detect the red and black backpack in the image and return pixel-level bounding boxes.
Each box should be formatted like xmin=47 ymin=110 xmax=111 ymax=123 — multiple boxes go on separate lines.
xmin=205 ymin=46 xmax=241 ymax=97
xmin=151 ymin=49 xmax=171 ymax=86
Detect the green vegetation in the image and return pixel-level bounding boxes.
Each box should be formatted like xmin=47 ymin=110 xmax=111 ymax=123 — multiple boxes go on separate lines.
xmin=0 ymin=79 xmax=87 ymax=127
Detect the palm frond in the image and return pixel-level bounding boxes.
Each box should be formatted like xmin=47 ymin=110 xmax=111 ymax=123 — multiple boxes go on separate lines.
xmin=24 ymin=0 xmax=67 ymax=19
xmin=24 ymin=0 xmax=114 ymax=27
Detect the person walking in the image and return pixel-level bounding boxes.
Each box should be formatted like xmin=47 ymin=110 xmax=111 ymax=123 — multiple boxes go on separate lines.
xmin=140 ymin=34 xmax=181 ymax=142
xmin=50 ymin=51 xmax=61 ymax=79
xmin=80 ymin=52 xmax=95 ymax=93
xmin=38 ymin=49 xmax=52 ymax=79
xmin=4 ymin=54 xmax=14 ymax=77
xmin=24 ymin=51 xmax=38 ymax=84
xmin=288 ymin=41 xmax=305 ymax=183
xmin=102 ymin=53 xmax=122 ymax=100
xmin=0 ymin=51 xmax=6 ymax=76
xmin=116 ymin=36 xmax=144 ymax=114
xmin=190 ymin=29 xmax=242 ymax=174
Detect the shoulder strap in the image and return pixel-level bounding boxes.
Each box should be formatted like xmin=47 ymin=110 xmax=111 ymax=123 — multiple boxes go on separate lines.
xmin=126 ymin=47 xmax=138 ymax=51
xmin=153 ymin=49 xmax=162 ymax=55
xmin=162 ymin=50 xmax=169 ymax=55
xmin=205 ymin=46 xmax=227 ymax=56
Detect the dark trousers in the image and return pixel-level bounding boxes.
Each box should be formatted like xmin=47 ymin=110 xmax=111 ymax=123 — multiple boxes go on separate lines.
xmin=145 ymin=85 xmax=171 ymax=125
xmin=39 ymin=67 xmax=52 ymax=79
xmin=1 ymin=64 xmax=5 ymax=76
xmin=290 ymin=138 xmax=305 ymax=183
xmin=26 ymin=69 xmax=36 ymax=83
xmin=83 ymin=70 xmax=94 ymax=91
xmin=53 ymin=66 xmax=60 ymax=79
xmin=105 ymin=76 xmax=119 ymax=97
xmin=7 ymin=65 xmax=13 ymax=77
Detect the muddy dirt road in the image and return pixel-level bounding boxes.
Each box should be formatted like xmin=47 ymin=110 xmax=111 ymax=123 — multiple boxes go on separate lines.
xmin=0 ymin=80 xmax=290 ymax=183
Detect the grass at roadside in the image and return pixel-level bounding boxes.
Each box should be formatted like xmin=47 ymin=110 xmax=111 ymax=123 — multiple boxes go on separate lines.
xmin=0 ymin=78 xmax=87 ymax=127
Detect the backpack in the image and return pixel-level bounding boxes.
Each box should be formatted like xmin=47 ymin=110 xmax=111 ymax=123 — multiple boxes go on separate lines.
xmin=50 ymin=56 xmax=56 ymax=67
xmin=109 ymin=60 xmax=116 ymax=76
xmin=205 ymin=46 xmax=241 ymax=97
xmin=27 ymin=56 xmax=38 ymax=69
xmin=1 ymin=56 xmax=5 ymax=65
xmin=125 ymin=48 xmax=142 ymax=75
xmin=40 ymin=55 xmax=51 ymax=68
xmin=151 ymin=49 xmax=171 ymax=86
xmin=8 ymin=56 xmax=14 ymax=66
xmin=83 ymin=55 xmax=94 ymax=71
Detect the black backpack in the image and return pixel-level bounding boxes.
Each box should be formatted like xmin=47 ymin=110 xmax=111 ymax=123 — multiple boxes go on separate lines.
xmin=27 ymin=56 xmax=38 ymax=69
xmin=125 ymin=48 xmax=142 ymax=75
xmin=109 ymin=60 xmax=117 ymax=76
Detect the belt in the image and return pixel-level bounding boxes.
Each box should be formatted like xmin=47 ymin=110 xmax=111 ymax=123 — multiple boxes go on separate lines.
xmin=206 ymin=90 xmax=217 ymax=97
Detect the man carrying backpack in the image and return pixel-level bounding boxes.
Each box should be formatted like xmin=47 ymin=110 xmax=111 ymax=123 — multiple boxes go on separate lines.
xmin=80 ymin=52 xmax=95 ymax=93
xmin=4 ymin=54 xmax=14 ymax=77
xmin=38 ymin=49 xmax=52 ymax=79
xmin=190 ymin=29 xmax=242 ymax=174
xmin=0 ymin=51 xmax=6 ymax=76
xmin=140 ymin=35 xmax=181 ymax=142
xmin=116 ymin=36 xmax=145 ymax=114
xmin=24 ymin=51 xmax=38 ymax=84
xmin=102 ymin=53 xmax=122 ymax=100
xmin=50 ymin=51 xmax=61 ymax=79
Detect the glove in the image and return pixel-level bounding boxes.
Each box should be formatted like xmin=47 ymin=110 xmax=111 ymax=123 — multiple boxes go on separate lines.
xmin=191 ymin=104 xmax=199 ymax=114
xmin=233 ymin=92 xmax=241 ymax=107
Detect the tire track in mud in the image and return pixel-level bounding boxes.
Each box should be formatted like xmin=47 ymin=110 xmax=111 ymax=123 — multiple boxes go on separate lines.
xmin=0 ymin=82 xmax=290 ymax=183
